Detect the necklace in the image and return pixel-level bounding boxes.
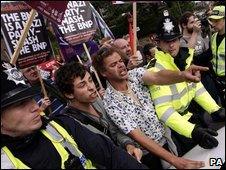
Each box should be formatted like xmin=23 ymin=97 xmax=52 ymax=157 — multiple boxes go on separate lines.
xmin=119 ymin=83 xmax=143 ymax=107
xmin=120 ymin=87 xmax=132 ymax=94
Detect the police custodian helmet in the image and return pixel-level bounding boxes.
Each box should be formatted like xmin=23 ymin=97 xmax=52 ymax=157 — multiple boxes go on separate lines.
xmin=156 ymin=10 xmax=182 ymax=41
xmin=1 ymin=61 xmax=39 ymax=109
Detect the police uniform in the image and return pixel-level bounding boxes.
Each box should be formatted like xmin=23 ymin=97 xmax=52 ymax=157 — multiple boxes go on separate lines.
xmin=1 ymin=61 xmax=148 ymax=169
xmin=209 ymin=6 xmax=225 ymax=106
xmin=209 ymin=5 xmax=225 ymax=77
xmin=148 ymin=11 xmax=223 ymax=155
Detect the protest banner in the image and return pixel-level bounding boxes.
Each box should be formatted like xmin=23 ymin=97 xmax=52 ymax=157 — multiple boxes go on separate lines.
xmin=25 ymin=1 xmax=68 ymax=25
xmin=37 ymin=59 xmax=60 ymax=80
xmin=90 ymin=3 xmax=115 ymax=39
xmin=52 ymin=1 xmax=102 ymax=92
xmin=55 ymin=1 xmax=97 ymax=46
xmin=53 ymin=21 xmax=99 ymax=63
xmin=1 ymin=1 xmax=51 ymax=69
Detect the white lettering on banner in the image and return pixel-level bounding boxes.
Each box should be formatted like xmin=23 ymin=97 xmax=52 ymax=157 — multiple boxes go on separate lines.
xmin=61 ymin=15 xmax=84 ymax=24
xmin=1 ymin=13 xmax=20 ymax=22
xmin=67 ymin=1 xmax=86 ymax=8
xmin=1 ymin=1 xmax=52 ymax=68
xmin=4 ymin=22 xmax=14 ymax=31
xmin=8 ymin=28 xmax=35 ymax=40
xmin=77 ymin=20 xmax=93 ymax=30
xmin=58 ymin=1 xmax=95 ymax=37
xmin=21 ymin=19 xmax=42 ymax=28
xmin=1 ymin=10 xmax=48 ymax=56
xmin=64 ymin=8 xmax=80 ymax=16
xmin=11 ymin=36 xmax=39 ymax=48
xmin=20 ymin=12 xmax=28 ymax=20
xmin=1 ymin=12 xmax=39 ymax=22
xmin=32 ymin=42 xmax=47 ymax=52
xmin=20 ymin=45 xmax=31 ymax=55
xmin=15 ymin=21 xmax=22 ymax=30
xmin=20 ymin=11 xmax=39 ymax=21
xmin=58 ymin=24 xmax=77 ymax=34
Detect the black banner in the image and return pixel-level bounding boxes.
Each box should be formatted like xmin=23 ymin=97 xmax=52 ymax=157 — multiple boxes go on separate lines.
xmin=55 ymin=1 xmax=97 ymax=46
xmin=1 ymin=2 xmax=51 ymax=68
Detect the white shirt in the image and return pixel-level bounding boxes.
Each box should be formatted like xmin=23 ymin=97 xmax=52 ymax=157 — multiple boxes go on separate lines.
xmin=103 ymin=67 xmax=166 ymax=146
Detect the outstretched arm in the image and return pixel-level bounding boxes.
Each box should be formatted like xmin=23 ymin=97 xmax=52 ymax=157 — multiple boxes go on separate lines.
xmin=129 ymin=128 xmax=205 ymax=169
xmin=143 ymin=65 xmax=209 ymax=85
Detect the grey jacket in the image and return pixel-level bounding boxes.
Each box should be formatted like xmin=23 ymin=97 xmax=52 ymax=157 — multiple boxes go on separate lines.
xmin=59 ymin=99 xmax=136 ymax=149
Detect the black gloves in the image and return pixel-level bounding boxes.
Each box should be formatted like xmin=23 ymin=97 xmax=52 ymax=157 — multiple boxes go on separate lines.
xmin=191 ymin=126 xmax=218 ymax=149
xmin=211 ymin=108 xmax=225 ymax=122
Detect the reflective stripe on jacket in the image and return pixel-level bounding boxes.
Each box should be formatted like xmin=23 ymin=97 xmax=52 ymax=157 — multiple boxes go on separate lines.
xmin=148 ymin=49 xmax=220 ymax=138
xmin=211 ymin=32 xmax=225 ymax=76
xmin=1 ymin=121 xmax=96 ymax=169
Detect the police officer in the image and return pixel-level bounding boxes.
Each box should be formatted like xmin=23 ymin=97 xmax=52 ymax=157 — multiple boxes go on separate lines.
xmin=208 ymin=5 xmax=225 ymax=106
xmin=0 ymin=61 xmax=148 ymax=169
xmin=148 ymin=10 xmax=225 ymax=156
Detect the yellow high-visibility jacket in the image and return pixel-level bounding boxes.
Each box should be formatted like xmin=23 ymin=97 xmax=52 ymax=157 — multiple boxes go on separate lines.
xmin=211 ymin=32 xmax=225 ymax=76
xmin=1 ymin=121 xmax=96 ymax=169
xmin=148 ymin=49 xmax=220 ymax=138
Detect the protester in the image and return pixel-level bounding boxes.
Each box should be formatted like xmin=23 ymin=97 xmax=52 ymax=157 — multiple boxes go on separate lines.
xmin=180 ymin=11 xmax=208 ymax=56
xmin=113 ymin=38 xmax=144 ymax=69
xmin=99 ymin=36 xmax=114 ymax=48
xmin=148 ymin=10 xmax=225 ymax=156
xmin=179 ymin=5 xmax=225 ymax=107
xmin=142 ymin=43 xmax=157 ymax=68
xmin=149 ymin=33 xmax=158 ymax=46
xmin=92 ymin=46 xmax=207 ymax=169
xmin=180 ymin=11 xmax=220 ymax=126
xmin=113 ymin=38 xmax=132 ymax=63
xmin=54 ymin=61 xmax=143 ymax=162
xmin=0 ymin=60 xmax=148 ymax=169
xmin=21 ymin=66 xmax=66 ymax=115
xmin=123 ymin=34 xmax=130 ymax=43
xmin=39 ymin=96 xmax=51 ymax=111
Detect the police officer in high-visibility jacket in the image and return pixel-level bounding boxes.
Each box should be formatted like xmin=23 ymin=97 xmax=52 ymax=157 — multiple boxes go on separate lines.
xmin=208 ymin=5 xmax=225 ymax=105
xmin=0 ymin=61 xmax=148 ymax=169
xmin=148 ymin=10 xmax=225 ymax=156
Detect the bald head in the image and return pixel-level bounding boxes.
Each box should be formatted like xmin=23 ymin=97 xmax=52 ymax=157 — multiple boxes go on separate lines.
xmin=113 ymin=38 xmax=132 ymax=57
xmin=21 ymin=66 xmax=39 ymax=85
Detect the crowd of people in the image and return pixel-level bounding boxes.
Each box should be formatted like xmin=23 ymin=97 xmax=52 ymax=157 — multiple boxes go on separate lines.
xmin=1 ymin=3 xmax=225 ymax=169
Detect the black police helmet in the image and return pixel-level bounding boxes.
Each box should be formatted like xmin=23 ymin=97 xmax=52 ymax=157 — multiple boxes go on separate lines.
xmin=1 ymin=61 xmax=40 ymax=109
xmin=156 ymin=10 xmax=182 ymax=41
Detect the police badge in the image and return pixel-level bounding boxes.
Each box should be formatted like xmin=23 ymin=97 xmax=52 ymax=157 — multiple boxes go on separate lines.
xmin=2 ymin=62 xmax=26 ymax=85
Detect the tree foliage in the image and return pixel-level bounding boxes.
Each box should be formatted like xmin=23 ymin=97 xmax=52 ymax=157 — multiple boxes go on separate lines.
xmin=91 ymin=1 xmax=196 ymax=39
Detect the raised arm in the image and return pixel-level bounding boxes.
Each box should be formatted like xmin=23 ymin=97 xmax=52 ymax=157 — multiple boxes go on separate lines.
xmin=187 ymin=19 xmax=201 ymax=49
